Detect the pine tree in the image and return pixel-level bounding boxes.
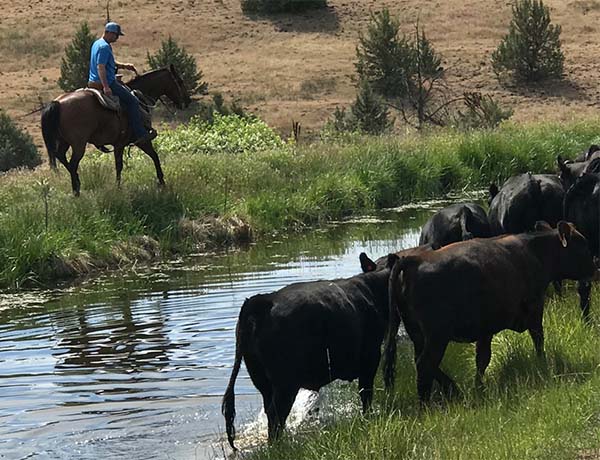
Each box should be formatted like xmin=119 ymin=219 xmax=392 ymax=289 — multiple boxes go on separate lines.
xmin=356 ymin=10 xmax=445 ymax=128
xmin=351 ymin=80 xmax=392 ymax=134
xmin=147 ymin=36 xmax=208 ymax=95
xmin=492 ymin=0 xmax=564 ymax=82
xmin=58 ymin=22 xmax=96 ymax=92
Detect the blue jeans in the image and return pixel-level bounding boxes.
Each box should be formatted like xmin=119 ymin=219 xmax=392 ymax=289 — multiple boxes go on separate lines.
xmin=110 ymin=81 xmax=146 ymax=139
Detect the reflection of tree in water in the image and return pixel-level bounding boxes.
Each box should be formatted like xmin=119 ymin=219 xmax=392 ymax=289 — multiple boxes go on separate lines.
xmin=52 ymin=295 xmax=181 ymax=375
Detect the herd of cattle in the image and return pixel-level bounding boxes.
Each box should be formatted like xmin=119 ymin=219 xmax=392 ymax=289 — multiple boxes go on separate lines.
xmin=221 ymin=145 xmax=600 ymax=449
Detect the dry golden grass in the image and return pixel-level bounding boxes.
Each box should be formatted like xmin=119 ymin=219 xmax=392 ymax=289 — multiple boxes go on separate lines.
xmin=3 ymin=0 xmax=600 ymax=147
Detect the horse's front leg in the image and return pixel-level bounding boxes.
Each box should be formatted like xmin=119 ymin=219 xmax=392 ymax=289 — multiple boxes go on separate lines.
xmin=138 ymin=141 xmax=165 ymax=187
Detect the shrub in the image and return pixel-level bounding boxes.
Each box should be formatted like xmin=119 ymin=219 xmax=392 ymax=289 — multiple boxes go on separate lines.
xmin=58 ymin=22 xmax=96 ymax=92
xmin=454 ymin=92 xmax=514 ymax=129
xmin=241 ymin=0 xmax=327 ymax=13
xmin=0 ymin=111 xmax=41 ymax=171
xmin=491 ymin=0 xmax=564 ymax=82
xmin=147 ymin=36 xmax=208 ymax=95
xmin=155 ymin=113 xmax=285 ymax=156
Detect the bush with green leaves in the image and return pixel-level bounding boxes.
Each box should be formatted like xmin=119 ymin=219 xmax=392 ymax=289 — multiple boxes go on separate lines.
xmin=454 ymin=92 xmax=514 ymax=130
xmin=492 ymin=0 xmax=564 ymax=82
xmin=155 ymin=113 xmax=285 ymax=155
xmin=147 ymin=36 xmax=208 ymax=95
xmin=58 ymin=22 xmax=96 ymax=92
xmin=0 ymin=111 xmax=41 ymax=171
xmin=241 ymin=0 xmax=326 ymax=13
xmin=356 ymin=10 xmax=445 ymax=129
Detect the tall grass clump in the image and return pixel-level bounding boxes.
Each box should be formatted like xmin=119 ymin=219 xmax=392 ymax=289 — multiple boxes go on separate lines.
xmin=0 ymin=117 xmax=599 ymax=287
xmin=247 ymin=289 xmax=600 ymax=460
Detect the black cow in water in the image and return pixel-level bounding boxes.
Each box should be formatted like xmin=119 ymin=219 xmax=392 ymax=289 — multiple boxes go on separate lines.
xmin=222 ymin=261 xmax=393 ymax=449
xmin=419 ymin=203 xmax=491 ymax=249
xmin=557 ymin=145 xmax=600 ymax=190
xmin=564 ymin=173 xmax=600 ymax=319
xmin=383 ymin=222 xmax=597 ymax=402
xmin=488 ymin=173 xmax=564 ymax=236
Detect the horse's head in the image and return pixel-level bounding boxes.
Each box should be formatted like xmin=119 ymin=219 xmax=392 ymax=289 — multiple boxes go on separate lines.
xmin=166 ymin=64 xmax=191 ymax=109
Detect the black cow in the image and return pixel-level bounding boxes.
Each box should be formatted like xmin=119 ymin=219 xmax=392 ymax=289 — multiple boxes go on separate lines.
xmin=222 ymin=262 xmax=392 ymax=449
xmin=557 ymin=145 xmax=600 ymax=190
xmin=488 ymin=172 xmax=564 ymax=236
xmin=564 ymin=173 xmax=600 ymax=319
xmin=383 ymin=222 xmax=597 ymax=402
xmin=419 ymin=203 xmax=491 ymax=249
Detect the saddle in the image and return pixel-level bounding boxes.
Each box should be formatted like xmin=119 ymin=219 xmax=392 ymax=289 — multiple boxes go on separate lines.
xmin=80 ymin=85 xmax=155 ymax=150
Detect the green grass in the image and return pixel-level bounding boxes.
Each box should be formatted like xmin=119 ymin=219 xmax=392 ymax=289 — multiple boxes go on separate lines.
xmin=2 ymin=117 xmax=600 ymax=288
xmin=247 ymin=288 xmax=600 ymax=460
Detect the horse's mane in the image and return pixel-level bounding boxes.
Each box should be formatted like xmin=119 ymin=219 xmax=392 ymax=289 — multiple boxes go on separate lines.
xmin=127 ymin=68 xmax=169 ymax=86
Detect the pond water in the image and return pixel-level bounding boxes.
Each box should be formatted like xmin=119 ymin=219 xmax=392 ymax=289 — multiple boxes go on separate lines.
xmin=0 ymin=198 xmax=468 ymax=460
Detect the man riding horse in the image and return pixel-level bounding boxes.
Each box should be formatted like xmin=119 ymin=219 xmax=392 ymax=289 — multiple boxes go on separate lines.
xmin=41 ymin=21 xmax=190 ymax=196
xmin=89 ymin=21 xmax=156 ymax=146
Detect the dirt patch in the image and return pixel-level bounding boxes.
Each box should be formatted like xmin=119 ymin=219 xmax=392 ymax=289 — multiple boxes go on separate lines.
xmin=3 ymin=0 xmax=600 ymax=148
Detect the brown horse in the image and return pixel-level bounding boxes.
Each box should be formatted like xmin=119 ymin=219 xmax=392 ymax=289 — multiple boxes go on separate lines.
xmin=41 ymin=64 xmax=190 ymax=195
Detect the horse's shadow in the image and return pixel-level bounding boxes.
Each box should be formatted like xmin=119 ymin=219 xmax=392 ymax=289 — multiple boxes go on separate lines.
xmin=244 ymin=5 xmax=340 ymax=34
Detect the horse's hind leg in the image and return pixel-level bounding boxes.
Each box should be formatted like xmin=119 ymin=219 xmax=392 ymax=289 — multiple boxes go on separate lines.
xmin=138 ymin=141 xmax=165 ymax=186
xmin=68 ymin=142 xmax=86 ymax=196
xmin=114 ymin=147 xmax=124 ymax=186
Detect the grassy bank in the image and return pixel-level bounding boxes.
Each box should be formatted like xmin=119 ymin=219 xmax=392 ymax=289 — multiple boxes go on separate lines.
xmin=247 ymin=288 xmax=600 ymax=460
xmin=1 ymin=117 xmax=599 ymax=288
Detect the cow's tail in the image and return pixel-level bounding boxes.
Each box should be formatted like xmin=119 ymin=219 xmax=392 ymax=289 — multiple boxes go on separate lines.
xmin=41 ymin=101 xmax=61 ymax=170
xmin=383 ymin=254 xmax=408 ymax=390
xmin=221 ymin=295 xmax=271 ymax=450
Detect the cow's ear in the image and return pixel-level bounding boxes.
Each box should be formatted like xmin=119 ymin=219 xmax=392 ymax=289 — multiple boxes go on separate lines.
xmin=489 ymin=183 xmax=499 ymax=200
xmin=359 ymin=252 xmax=377 ymax=273
xmin=557 ymin=155 xmax=569 ymax=174
xmin=534 ymin=220 xmax=553 ymax=232
xmin=557 ymin=221 xmax=573 ymax=248
xmin=386 ymin=253 xmax=399 ymax=269
xmin=587 ymin=144 xmax=600 ymax=160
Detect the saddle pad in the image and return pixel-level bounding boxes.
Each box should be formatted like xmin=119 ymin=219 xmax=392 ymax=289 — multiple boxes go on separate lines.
xmin=77 ymin=88 xmax=121 ymax=112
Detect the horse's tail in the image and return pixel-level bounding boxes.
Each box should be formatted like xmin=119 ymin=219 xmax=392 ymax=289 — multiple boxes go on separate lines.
xmin=383 ymin=254 xmax=413 ymax=391
xmin=41 ymin=101 xmax=61 ymax=169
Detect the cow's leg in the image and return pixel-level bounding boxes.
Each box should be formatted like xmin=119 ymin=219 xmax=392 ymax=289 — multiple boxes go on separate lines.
xmin=552 ymin=280 xmax=563 ymax=297
xmin=528 ymin=302 xmax=545 ymax=358
xmin=578 ymin=280 xmax=592 ymax=322
xmin=475 ymin=335 xmax=493 ymax=390
xmin=266 ymin=386 xmax=299 ymax=442
xmin=416 ymin=339 xmax=449 ymax=403
xmin=408 ymin=322 xmax=457 ymax=397
xmin=358 ymin=347 xmax=380 ymax=413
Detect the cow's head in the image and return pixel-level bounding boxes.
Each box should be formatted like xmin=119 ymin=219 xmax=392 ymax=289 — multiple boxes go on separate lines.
xmin=558 ymin=155 xmax=587 ymax=190
xmin=555 ymin=221 xmax=598 ymax=280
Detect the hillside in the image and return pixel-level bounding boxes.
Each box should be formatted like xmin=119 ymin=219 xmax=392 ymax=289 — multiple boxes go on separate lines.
xmin=2 ymin=0 xmax=600 ymax=147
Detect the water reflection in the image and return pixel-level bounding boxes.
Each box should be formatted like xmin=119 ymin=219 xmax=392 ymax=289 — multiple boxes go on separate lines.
xmin=0 ymin=201 xmax=477 ymax=459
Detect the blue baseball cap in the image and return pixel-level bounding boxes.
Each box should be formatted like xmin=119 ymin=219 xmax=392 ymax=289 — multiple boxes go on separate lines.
xmin=105 ymin=22 xmax=124 ymax=36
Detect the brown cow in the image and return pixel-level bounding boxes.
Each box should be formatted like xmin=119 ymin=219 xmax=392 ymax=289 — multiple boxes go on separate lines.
xmin=383 ymin=221 xmax=597 ymax=402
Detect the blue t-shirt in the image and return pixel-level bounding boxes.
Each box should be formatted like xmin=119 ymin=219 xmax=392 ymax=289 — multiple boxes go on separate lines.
xmin=89 ymin=38 xmax=116 ymax=85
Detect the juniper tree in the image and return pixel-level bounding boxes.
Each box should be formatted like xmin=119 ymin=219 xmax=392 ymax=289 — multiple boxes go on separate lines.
xmin=58 ymin=22 xmax=96 ymax=92
xmin=147 ymin=36 xmax=208 ymax=95
xmin=492 ymin=0 xmax=564 ymax=82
